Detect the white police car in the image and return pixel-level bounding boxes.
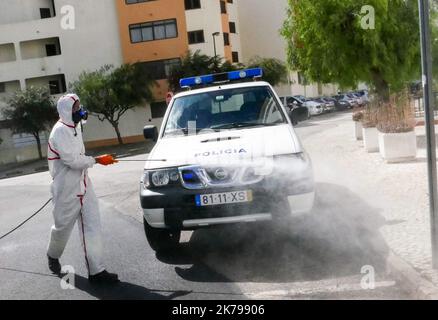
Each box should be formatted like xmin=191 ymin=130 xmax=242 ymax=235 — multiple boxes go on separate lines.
xmin=140 ymin=68 xmax=315 ymax=252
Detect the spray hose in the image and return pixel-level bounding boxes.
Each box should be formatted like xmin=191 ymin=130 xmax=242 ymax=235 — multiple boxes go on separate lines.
xmin=0 ymin=159 xmax=166 ymax=241
xmin=0 ymin=198 xmax=52 ymax=241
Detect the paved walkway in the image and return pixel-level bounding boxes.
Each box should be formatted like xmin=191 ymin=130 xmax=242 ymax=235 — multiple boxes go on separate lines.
xmin=301 ymin=113 xmax=438 ymax=288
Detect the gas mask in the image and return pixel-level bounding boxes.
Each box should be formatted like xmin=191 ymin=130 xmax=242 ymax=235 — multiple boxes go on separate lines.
xmin=72 ymin=106 xmax=89 ymax=125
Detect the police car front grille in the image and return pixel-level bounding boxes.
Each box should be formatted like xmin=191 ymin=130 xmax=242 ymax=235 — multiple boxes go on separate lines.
xmin=179 ymin=165 xmax=264 ymax=190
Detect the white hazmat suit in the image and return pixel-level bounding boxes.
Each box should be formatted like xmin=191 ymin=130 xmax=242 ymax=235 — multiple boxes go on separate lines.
xmin=47 ymin=94 xmax=105 ymax=276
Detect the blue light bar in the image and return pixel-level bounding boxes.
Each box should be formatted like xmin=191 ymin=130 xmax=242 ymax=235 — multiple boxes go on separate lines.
xmin=179 ymin=68 xmax=263 ymax=88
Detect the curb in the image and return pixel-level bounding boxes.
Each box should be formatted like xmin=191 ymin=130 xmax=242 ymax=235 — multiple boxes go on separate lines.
xmin=387 ymin=250 xmax=438 ymax=299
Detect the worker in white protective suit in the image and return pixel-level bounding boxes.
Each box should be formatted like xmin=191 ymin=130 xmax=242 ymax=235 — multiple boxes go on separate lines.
xmin=47 ymin=93 xmax=119 ymax=284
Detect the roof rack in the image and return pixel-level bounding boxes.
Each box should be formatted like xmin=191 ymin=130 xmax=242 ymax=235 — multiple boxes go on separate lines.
xmin=179 ymin=68 xmax=263 ymax=90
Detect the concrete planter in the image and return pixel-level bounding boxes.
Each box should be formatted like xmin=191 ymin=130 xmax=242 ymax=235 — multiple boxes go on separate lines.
xmin=355 ymin=121 xmax=363 ymax=140
xmin=378 ymin=130 xmax=417 ymax=163
xmin=362 ymin=127 xmax=379 ymax=153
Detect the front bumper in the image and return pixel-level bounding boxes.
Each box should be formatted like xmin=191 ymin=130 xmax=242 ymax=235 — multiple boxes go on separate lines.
xmin=140 ymin=178 xmax=315 ymax=230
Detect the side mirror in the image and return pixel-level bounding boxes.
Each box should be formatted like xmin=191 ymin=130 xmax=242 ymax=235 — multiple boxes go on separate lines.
xmin=143 ymin=125 xmax=158 ymax=142
xmin=290 ymin=106 xmax=309 ymax=124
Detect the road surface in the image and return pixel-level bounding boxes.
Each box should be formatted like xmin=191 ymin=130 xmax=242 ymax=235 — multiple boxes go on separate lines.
xmin=0 ymin=112 xmax=411 ymax=299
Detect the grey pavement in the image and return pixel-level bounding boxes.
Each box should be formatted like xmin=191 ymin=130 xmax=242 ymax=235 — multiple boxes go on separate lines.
xmin=0 ymin=112 xmax=412 ymax=299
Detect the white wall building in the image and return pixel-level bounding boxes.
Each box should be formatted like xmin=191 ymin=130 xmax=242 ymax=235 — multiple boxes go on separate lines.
xmin=0 ymin=0 xmax=151 ymax=164
xmin=236 ymin=0 xmax=339 ymax=98
xmin=185 ymin=0 xmax=241 ymax=63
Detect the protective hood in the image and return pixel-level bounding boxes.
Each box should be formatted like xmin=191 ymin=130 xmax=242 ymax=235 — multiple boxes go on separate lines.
xmin=57 ymin=94 xmax=80 ymax=126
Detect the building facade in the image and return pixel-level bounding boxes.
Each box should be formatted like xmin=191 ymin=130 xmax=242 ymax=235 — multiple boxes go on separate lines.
xmin=0 ymin=0 xmax=335 ymax=165
xmin=115 ymin=0 xmax=243 ymax=119
xmin=0 ymin=0 xmax=247 ymax=164
xmin=236 ymin=0 xmax=339 ymax=97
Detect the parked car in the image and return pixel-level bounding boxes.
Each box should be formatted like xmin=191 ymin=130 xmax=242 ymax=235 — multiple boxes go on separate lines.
xmin=346 ymin=93 xmax=362 ymax=107
xmin=280 ymin=95 xmax=321 ymax=116
xmin=346 ymin=93 xmax=364 ymax=107
xmin=323 ymin=97 xmax=337 ymax=112
xmin=140 ymin=68 xmax=315 ymax=252
xmin=333 ymin=95 xmax=353 ymax=110
xmin=354 ymin=90 xmax=370 ymax=105
xmin=279 ymin=96 xmax=310 ymax=124
xmin=314 ymin=97 xmax=335 ymax=113
xmin=293 ymin=96 xmax=324 ymax=116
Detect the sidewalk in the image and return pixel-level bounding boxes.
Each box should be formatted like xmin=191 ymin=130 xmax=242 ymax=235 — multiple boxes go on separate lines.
xmin=0 ymin=141 xmax=154 ymax=180
xmin=303 ymin=115 xmax=438 ymax=296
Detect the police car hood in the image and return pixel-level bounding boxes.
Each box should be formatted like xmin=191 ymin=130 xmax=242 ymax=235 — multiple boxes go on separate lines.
xmin=145 ymin=124 xmax=302 ymax=170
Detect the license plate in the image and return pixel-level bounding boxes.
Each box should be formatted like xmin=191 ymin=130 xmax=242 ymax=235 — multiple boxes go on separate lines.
xmin=195 ymin=190 xmax=253 ymax=207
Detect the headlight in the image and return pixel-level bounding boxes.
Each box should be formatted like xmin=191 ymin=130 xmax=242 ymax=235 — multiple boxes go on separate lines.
xmin=152 ymin=171 xmax=170 ymax=187
xmin=142 ymin=168 xmax=180 ymax=189
xmin=274 ymin=153 xmax=313 ymax=181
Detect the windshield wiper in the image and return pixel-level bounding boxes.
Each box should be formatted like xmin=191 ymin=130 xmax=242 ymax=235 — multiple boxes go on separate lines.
xmin=165 ymin=127 xmax=204 ymax=136
xmin=211 ymin=122 xmax=280 ymax=130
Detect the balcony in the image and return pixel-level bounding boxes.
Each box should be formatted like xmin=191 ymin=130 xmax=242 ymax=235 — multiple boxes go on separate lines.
xmin=0 ymin=54 xmax=65 ymax=83
xmin=20 ymin=37 xmax=61 ymax=60
xmin=0 ymin=43 xmax=16 ymax=63
xmin=0 ymin=15 xmax=60 ymax=45
xmin=0 ymin=0 xmax=56 ymax=26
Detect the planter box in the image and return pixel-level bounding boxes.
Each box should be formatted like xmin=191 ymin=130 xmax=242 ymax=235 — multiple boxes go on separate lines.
xmin=355 ymin=121 xmax=363 ymax=140
xmin=378 ymin=131 xmax=417 ymax=163
xmin=362 ymin=127 xmax=379 ymax=152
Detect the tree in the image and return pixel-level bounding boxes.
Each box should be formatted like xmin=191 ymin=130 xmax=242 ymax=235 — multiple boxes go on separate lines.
xmin=281 ymin=0 xmax=421 ymax=101
xmin=2 ymin=86 xmax=57 ymax=160
xmin=167 ymin=50 xmax=241 ymax=92
xmin=247 ymin=56 xmax=289 ymax=87
xmin=72 ymin=63 xmax=155 ymax=145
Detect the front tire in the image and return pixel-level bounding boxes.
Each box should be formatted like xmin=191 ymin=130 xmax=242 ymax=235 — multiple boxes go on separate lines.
xmin=143 ymin=219 xmax=181 ymax=252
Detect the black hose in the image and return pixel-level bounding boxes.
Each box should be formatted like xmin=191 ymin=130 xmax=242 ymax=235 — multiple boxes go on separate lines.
xmin=0 ymin=198 xmax=52 ymax=241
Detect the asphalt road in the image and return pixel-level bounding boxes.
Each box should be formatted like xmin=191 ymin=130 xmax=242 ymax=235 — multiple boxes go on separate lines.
xmin=0 ymin=112 xmax=411 ymax=300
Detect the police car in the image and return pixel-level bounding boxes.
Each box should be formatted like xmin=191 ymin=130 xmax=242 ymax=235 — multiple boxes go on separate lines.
xmin=140 ymin=68 xmax=315 ymax=252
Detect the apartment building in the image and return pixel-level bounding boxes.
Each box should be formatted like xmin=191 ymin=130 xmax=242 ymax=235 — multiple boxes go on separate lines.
xmin=0 ymin=0 xmax=246 ymax=165
xmin=0 ymin=0 xmax=145 ymax=164
xmin=236 ymin=0 xmax=339 ymax=97
xmin=115 ymin=0 xmax=242 ymax=119
xmin=0 ymin=0 xmax=333 ymax=165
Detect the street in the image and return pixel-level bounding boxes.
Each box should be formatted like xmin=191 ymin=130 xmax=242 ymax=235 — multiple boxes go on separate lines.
xmin=0 ymin=112 xmax=411 ymax=300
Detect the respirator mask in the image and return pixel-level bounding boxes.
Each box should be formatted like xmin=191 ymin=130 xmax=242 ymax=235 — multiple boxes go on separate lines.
xmin=72 ymin=106 xmax=89 ymax=125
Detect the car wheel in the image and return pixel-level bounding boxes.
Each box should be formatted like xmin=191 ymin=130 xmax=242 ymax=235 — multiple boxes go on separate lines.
xmin=143 ymin=218 xmax=181 ymax=252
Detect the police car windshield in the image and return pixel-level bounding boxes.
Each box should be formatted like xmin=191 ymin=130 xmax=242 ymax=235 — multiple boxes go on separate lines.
xmin=164 ymin=86 xmax=287 ymax=136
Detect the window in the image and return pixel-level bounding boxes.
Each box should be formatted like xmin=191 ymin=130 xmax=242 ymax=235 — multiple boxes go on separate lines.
xmin=40 ymin=8 xmax=51 ymax=19
xmin=0 ymin=83 xmax=5 ymax=93
xmin=151 ymin=101 xmax=168 ymax=119
xmin=298 ymin=72 xmax=308 ymax=85
xmin=223 ymin=32 xmax=230 ymax=46
xmin=48 ymin=75 xmax=66 ymax=95
xmin=125 ymin=0 xmax=156 ymax=4
xmin=129 ymin=19 xmax=178 ymax=43
xmin=163 ymin=86 xmax=286 ymax=136
xmin=185 ymin=0 xmax=201 ymax=10
xmin=220 ymin=0 xmax=227 ymax=14
xmin=45 ymin=44 xmax=57 ymax=56
xmin=138 ymin=59 xmax=181 ymax=80
xmin=49 ymin=80 xmax=61 ymax=95
xmin=229 ymin=22 xmax=236 ymax=34
xmin=188 ymin=30 xmax=205 ymax=44
xmin=232 ymin=51 xmax=239 ymax=63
